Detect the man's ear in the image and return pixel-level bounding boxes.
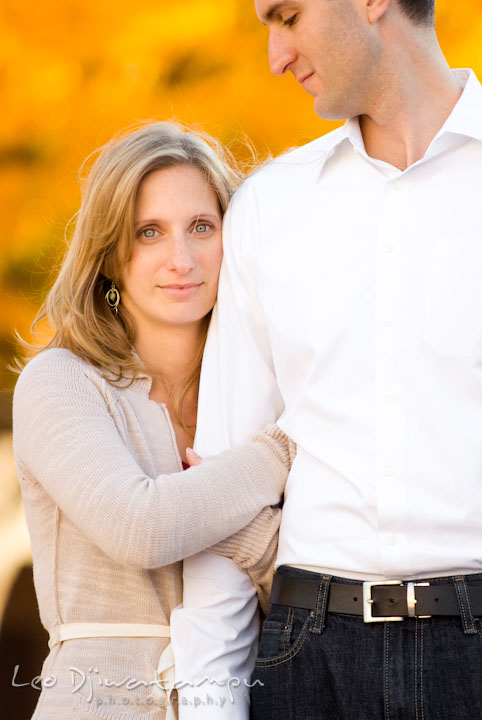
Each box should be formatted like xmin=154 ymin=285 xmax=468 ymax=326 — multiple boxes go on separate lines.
xmin=366 ymin=0 xmax=391 ymax=24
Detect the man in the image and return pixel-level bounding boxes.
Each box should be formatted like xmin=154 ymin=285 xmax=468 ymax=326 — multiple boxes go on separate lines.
xmin=171 ymin=1 xmax=482 ymax=718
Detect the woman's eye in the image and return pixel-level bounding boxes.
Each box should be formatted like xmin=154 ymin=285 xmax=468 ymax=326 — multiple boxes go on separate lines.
xmin=194 ymin=223 xmax=211 ymax=234
xmin=141 ymin=228 xmax=157 ymax=239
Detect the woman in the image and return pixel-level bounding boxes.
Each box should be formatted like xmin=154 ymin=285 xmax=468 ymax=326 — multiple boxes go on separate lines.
xmin=13 ymin=122 xmax=289 ymax=719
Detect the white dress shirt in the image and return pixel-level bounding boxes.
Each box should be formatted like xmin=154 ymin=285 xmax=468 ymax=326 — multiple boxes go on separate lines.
xmin=172 ymin=69 xmax=482 ymax=718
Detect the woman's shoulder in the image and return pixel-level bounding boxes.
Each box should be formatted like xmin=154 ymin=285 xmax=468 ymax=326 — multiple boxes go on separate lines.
xmin=14 ymin=348 xmax=102 ymax=398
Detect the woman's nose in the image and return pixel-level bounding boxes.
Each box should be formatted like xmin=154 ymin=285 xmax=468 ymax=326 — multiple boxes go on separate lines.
xmin=165 ymin=237 xmax=196 ymax=274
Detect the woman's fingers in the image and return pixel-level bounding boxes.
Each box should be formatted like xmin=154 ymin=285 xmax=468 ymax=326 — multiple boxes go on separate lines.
xmin=186 ymin=447 xmax=203 ymax=466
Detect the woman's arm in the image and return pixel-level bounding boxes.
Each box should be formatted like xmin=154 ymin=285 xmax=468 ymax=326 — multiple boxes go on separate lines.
xmin=13 ymin=349 xmax=289 ymax=569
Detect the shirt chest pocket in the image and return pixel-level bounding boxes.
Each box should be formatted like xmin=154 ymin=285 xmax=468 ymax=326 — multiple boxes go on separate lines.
xmin=424 ymin=235 xmax=482 ymax=358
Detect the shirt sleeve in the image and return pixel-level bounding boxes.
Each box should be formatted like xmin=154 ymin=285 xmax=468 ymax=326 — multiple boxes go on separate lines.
xmin=209 ymin=504 xmax=281 ymax=617
xmin=173 ymin=180 xmax=284 ymax=719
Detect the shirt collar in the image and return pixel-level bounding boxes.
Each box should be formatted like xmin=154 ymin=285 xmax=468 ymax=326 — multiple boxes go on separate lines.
xmin=434 ymin=68 xmax=482 ymax=144
xmin=325 ymin=68 xmax=482 ymax=170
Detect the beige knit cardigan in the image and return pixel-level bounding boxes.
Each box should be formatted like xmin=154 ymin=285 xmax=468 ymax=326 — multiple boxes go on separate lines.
xmin=13 ymin=348 xmax=289 ymax=719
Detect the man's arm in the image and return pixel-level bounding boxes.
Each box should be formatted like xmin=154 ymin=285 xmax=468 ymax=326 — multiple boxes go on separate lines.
xmin=196 ymin=177 xmax=284 ymax=451
xmin=171 ymin=179 xmax=284 ymax=719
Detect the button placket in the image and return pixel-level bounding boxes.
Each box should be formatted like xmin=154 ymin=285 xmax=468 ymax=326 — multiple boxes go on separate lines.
xmin=375 ymin=179 xmax=408 ymax=573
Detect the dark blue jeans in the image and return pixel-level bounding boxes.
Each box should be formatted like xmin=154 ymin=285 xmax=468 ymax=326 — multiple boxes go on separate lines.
xmin=250 ymin=566 xmax=482 ymax=720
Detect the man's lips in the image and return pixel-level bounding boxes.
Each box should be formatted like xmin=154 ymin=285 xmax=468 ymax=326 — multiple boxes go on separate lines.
xmin=298 ymin=72 xmax=314 ymax=88
xmin=157 ymin=283 xmax=203 ymax=298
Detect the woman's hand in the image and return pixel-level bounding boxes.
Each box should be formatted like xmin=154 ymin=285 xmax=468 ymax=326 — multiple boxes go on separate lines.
xmin=185 ymin=448 xmax=202 ymax=466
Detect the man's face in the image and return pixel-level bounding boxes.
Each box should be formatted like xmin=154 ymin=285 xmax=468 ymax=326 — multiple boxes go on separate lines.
xmin=254 ymin=0 xmax=382 ymax=120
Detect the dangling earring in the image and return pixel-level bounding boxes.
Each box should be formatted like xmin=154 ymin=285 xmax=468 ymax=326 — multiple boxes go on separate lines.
xmin=105 ymin=281 xmax=120 ymax=314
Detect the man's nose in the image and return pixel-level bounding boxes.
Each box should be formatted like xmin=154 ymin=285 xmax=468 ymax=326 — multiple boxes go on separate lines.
xmin=268 ymin=30 xmax=295 ymax=76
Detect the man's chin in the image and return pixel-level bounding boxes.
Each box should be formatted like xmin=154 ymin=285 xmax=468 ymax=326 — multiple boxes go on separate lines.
xmin=313 ymin=96 xmax=350 ymax=122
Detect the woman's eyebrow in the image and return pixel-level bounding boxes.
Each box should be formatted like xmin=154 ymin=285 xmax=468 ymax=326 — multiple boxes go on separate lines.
xmin=134 ymin=217 xmax=160 ymax=230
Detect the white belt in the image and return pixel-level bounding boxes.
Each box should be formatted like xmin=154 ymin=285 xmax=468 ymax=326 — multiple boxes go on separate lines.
xmin=49 ymin=623 xmax=176 ymax=718
xmin=48 ymin=622 xmax=171 ymax=649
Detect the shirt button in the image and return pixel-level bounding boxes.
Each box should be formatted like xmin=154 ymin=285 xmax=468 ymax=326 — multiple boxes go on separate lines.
xmin=387 ymin=534 xmax=397 ymax=546
xmin=384 ymin=319 xmax=393 ymax=327
xmin=393 ymin=181 xmax=402 ymax=191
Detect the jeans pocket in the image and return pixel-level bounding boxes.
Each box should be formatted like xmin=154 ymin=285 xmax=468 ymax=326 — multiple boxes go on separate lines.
xmin=256 ymin=607 xmax=313 ymax=667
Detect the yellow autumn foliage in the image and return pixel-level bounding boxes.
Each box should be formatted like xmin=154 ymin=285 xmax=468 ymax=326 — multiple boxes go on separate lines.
xmin=0 ymin=0 xmax=481 ymax=388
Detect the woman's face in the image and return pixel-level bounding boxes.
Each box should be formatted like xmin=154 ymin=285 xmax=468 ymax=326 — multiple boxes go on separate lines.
xmin=121 ymin=164 xmax=223 ymax=334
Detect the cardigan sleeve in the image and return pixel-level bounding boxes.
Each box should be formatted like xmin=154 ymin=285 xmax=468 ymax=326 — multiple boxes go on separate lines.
xmin=13 ymin=349 xmax=289 ymax=569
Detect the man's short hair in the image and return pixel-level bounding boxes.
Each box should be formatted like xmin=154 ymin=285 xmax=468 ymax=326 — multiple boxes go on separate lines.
xmin=397 ymin=0 xmax=435 ymax=25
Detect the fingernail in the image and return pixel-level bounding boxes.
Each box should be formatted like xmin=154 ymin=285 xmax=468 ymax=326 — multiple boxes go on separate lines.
xmin=186 ymin=447 xmax=201 ymax=459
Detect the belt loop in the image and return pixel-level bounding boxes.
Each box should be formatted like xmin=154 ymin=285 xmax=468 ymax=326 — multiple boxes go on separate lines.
xmin=311 ymin=575 xmax=331 ymax=635
xmin=453 ymin=576 xmax=477 ymax=635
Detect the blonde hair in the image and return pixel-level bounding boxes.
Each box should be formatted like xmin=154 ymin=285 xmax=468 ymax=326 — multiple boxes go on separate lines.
xmin=16 ymin=121 xmax=243 ymax=425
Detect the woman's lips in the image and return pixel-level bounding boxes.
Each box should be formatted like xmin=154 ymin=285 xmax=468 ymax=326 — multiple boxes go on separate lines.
xmin=158 ymin=283 xmax=202 ymax=298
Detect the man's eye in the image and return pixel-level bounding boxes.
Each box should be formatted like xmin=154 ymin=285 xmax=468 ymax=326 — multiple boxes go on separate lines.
xmin=282 ymin=14 xmax=297 ymax=27
xmin=194 ymin=223 xmax=210 ymax=234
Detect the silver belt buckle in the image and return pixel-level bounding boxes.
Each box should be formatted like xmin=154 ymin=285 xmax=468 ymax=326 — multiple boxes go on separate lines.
xmin=363 ymin=580 xmax=431 ymax=623
xmin=363 ymin=580 xmax=404 ymax=623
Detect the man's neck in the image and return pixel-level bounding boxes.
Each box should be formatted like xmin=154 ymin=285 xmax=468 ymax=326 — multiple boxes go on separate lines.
xmin=358 ymin=32 xmax=463 ymax=171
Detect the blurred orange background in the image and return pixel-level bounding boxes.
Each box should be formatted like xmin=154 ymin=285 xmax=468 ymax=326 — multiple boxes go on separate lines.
xmin=0 ymin=0 xmax=481 ymax=716
xmin=1 ymin=0 xmax=482 ymax=389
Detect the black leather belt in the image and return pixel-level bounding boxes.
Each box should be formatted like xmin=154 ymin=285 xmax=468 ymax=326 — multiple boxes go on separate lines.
xmin=271 ymin=573 xmax=482 ymax=623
